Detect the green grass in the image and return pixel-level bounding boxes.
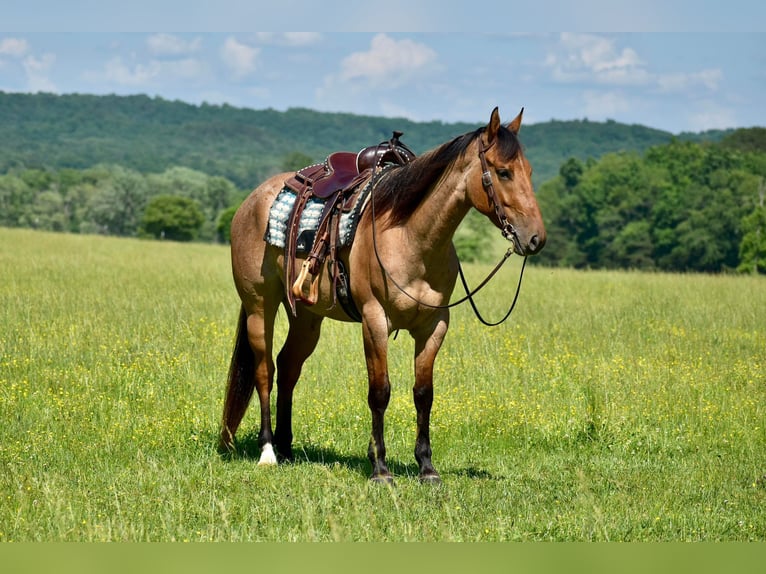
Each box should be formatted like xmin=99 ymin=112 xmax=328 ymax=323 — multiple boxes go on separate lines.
xmin=1 ymin=227 xmax=765 ymax=541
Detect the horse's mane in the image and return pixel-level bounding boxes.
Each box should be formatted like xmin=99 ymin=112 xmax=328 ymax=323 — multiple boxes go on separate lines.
xmin=368 ymin=124 xmax=522 ymax=227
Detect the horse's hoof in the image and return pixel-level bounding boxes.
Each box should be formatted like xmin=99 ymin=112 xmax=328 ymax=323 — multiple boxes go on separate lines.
xmin=419 ymin=473 xmax=442 ymax=485
xmin=257 ymin=443 xmax=278 ymax=466
xmin=370 ymin=474 xmax=395 ymax=486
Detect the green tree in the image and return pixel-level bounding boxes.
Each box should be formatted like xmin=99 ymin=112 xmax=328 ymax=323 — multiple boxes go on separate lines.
xmin=86 ymin=166 xmax=149 ymax=236
xmin=147 ymin=167 xmax=237 ymax=240
xmin=205 ymin=176 xmax=237 ymax=215
xmin=536 ymin=138 xmax=764 ymax=272
xmin=719 ymin=127 xmax=766 ymax=154
xmin=147 ymin=167 xmax=209 ymax=203
xmin=605 ymin=220 xmax=655 ymax=269
xmin=559 ymin=157 xmax=584 ymax=189
xmin=26 ymin=190 xmax=67 ymax=231
xmin=141 ymin=195 xmax=205 ymax=241
xmin=19 ymin=168 xmax=54 ymax=192
xmin=216 ymin=205 xmax=238 ymax=244
xmin=536 ymin=164 xmax=589 ymax=268
xmin=454 ymin=209 xmax=494 ymax=263
xmin=0 ymin=174 xmax=34 ymax=227
xmin=281 ymin=151 xmax=315 ymax=172
xmin=738 ymin=181 xmax=766 ymax=274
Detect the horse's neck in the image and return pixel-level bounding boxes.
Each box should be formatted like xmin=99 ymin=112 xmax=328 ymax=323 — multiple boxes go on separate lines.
xmin=402 ymin=158 xmax=474 ymax=255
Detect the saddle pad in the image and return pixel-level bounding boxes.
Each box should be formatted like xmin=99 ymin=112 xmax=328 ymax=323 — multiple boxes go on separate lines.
xmin=265 ymin=185 xmax=370 ymax=252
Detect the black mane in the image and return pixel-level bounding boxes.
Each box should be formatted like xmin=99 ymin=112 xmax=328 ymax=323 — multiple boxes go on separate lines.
xmin=368 ymin=124 xmax=521 ymax=226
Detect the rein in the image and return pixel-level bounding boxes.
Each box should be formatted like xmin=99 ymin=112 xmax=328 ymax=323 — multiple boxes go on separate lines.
xmin=368 ymin=136 xmax=527 ymax=326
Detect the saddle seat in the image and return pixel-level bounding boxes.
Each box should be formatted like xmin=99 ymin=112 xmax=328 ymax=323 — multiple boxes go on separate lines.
xmin=281 ymin=132 xmax=416 ymax=319
xmin=285 ymin=131 xmax=416 ymax=199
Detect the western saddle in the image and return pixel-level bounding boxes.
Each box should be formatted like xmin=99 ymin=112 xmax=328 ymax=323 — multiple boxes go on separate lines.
xmin=282 ymin=132 xmax=416 ymax=319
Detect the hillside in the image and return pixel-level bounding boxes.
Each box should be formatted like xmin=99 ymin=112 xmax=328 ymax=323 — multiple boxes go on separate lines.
xmin=0 ymin=92 xmax=728 ymax=188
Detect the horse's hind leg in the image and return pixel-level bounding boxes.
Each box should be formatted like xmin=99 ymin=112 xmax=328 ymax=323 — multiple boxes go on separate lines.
xmin=274 ymin=308 xmax=324 ymax=461
xmin=220 ymin=300 xmax=278 ymax=466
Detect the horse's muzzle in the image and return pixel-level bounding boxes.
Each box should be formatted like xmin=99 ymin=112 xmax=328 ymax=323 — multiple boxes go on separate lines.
xmin=527 ymin=232 xmax=545 ymax=254
xmin=516 ymin=231 xmax=546 ymax=256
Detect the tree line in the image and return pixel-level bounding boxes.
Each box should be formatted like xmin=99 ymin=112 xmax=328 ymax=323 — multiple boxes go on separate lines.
xmin=2 ymin=128 xmax=764 ymax=274
xmin=536 ymin=129 xmax=766 ymax=274
xmin=0 ymin=164 xmax=243 ymax=242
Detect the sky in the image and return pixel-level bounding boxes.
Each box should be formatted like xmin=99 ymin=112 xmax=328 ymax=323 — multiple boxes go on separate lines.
xmin=1 ymin=2 xmax=765 ymax=134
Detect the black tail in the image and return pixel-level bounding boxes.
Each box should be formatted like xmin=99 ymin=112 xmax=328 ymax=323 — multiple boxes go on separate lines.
xmin=219 ymin=306 xmax=256 ymax=451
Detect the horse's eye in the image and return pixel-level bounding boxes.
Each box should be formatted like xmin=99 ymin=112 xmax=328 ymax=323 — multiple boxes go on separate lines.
xmin=496 ymin=168 xmax=512 ymax=181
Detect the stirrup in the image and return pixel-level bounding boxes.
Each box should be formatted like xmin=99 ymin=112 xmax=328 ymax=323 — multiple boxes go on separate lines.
xmin=291 ymin=260 xmax=319 ymax=305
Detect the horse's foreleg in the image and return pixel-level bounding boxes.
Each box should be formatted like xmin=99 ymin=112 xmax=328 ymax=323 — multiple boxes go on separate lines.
xmin=274 ymin=309 xmax=324 ymax=461
xmin=363 ymin=317 xmax=393 ymax=484
xmin=412 ymin=317 xmax=449 ymax=484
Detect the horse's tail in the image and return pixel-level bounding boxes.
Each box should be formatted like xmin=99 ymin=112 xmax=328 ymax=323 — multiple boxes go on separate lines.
xmin=219 ymin=305 xmax=256 ymax=452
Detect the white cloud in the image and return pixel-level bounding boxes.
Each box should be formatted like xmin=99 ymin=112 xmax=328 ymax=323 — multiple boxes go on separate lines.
xmin=100 ymin=55 xmax=207 ymax=87
xmin=581 ymin=90 xmax=631 ymax=119
xmin=548 ymin=33 xmax=649 ymax=86
xmin=146 ymin=33 xmax=201 ymax=56
xmin=220 ymin=36 xmax=259 ymax=78
xmin=547 ymin=32 xmax=723 ymax=101
xmin=656 ymin=68 xmax=722 ymax=93
xmin=104 ymin=56 xmax=161 ymax=86
xmin=338 ymin=33 xmax=438 ymax=88
xmin=23 ymin=53 xmax=56 ymax=92
xmin=97 ymin=36 xmax=209 ymax=87
xmin=0 ymin=37 xmax=55 ymax=91
xmin=1 ymin=37 xmax=29 ymax=58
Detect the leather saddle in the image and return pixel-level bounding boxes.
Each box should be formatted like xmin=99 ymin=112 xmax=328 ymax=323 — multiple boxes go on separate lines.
xmin=282 ymin=131 xmax=416 ymax=318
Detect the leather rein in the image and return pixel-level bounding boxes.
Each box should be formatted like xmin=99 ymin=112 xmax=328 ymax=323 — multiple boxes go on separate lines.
xmin=369 ymin=134 xmax=527 ymax=327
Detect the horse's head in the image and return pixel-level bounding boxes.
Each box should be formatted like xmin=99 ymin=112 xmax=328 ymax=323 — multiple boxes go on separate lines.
xmin=469 ymin=107 xmax=546 ymax=256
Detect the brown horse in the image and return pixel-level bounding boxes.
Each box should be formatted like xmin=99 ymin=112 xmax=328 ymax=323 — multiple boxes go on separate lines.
xmin=220 ymin=106 xmax=546 ymax=483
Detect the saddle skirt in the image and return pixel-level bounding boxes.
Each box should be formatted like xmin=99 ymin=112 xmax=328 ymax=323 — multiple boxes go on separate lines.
xmin=265 ymin=182 xmax=371 ymax=253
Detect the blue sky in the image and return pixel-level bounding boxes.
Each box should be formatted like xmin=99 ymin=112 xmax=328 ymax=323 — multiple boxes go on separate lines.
xmin=2 ymin=2 xmax=764 ymax=134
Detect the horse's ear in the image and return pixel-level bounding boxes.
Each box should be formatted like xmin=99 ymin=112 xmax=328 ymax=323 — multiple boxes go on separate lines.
xmin=486 ymin=107 xmax=501 ymax=144
xmin=508 ymin=107 xmax=524 ymax=134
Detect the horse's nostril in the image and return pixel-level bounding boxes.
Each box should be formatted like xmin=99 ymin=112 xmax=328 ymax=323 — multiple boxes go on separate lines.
xmin=529 ymin=234 xmax=540 ymax=252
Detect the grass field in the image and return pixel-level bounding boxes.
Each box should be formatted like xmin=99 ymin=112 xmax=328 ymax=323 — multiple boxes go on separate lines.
xmin=1 ymin=227 xmax=764 ymax=541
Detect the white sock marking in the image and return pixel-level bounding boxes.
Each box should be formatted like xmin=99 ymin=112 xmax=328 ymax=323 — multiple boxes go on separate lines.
xmin=257 ymin=443 xmax=277 ymax=466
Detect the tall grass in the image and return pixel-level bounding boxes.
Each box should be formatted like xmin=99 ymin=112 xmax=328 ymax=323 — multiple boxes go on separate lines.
xmin=1 ymin=228 xmax=764 ymax=541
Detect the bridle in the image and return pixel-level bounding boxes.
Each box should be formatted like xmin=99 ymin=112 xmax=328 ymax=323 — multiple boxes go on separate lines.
xmin=369 ymin=132 xmax=528 ymax=327
xmin=478 ymin=135 xmax=520 ymax=247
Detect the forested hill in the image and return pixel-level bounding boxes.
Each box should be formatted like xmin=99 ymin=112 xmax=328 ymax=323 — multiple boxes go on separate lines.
xmin=0 ymin=91 xmax=728 ymax=188
xmin=2 ymin=92 xmax=763 ymax=274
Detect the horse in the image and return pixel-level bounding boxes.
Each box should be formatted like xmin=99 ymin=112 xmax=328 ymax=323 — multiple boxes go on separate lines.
xmin=219 ymin=106 xmax=546 ymax=484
